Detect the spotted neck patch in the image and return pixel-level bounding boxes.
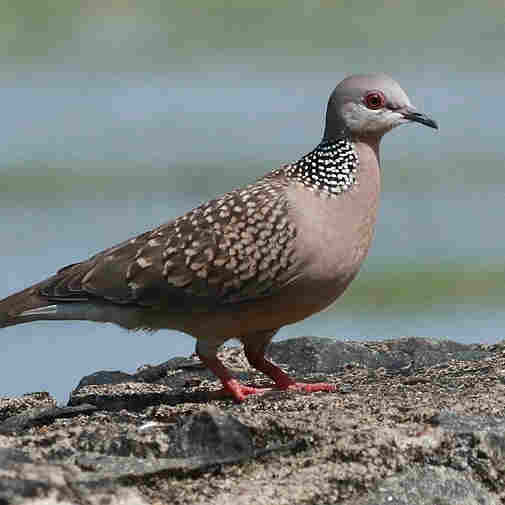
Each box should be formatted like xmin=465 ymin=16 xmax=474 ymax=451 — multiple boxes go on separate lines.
xmin=284 ymin=138 xmax=359 ymax=195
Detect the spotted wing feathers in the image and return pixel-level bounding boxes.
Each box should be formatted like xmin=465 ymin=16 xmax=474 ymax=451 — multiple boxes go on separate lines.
xmin=38 ymin=172 xmax=299 ymax=307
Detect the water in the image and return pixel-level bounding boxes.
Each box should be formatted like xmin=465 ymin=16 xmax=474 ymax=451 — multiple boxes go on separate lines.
xmin=1 ymin=2 xmax=504 ymax=402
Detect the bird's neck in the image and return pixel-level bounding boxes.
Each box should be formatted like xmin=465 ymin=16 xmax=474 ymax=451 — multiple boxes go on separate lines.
xmin=352 ymin=134 xmax=381 ymax=163
xmin=284 ymin=137 xmax=359 ymax=196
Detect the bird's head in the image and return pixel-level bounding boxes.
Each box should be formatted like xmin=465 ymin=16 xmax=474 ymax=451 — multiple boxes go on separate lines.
xmin=324 ymin=73 xmax=438 ymax=141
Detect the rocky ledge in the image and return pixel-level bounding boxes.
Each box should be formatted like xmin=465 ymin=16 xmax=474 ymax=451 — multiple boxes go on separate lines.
xmin=1 ymin=336 xmax=505 ymax=505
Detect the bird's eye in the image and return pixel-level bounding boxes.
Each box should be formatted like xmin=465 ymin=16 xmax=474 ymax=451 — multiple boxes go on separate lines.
xmin=364 ymin=91 xmax=385 ymax=110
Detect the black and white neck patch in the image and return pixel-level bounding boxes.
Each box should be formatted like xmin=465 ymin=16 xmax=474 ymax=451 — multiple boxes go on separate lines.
xmin=285 ymin=138 xmax=359 ymax=195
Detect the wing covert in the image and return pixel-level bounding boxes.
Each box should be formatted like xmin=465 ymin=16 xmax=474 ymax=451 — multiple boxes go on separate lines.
xmin=39 ymin=171 xmax=301 ymax=307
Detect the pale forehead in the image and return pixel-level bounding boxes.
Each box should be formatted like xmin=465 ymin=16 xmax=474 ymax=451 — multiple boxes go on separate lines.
xmin=334 ymin=73 xmax=412 ymax=108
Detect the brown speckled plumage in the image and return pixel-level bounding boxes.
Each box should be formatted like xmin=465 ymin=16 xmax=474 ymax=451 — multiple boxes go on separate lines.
xmin=36 ymin=138 xmax=359 ymax=310
xmin=38 ymin=171 xmax=298 ymax=308
xmin=0 ymin=74 xmax=437 ymax=402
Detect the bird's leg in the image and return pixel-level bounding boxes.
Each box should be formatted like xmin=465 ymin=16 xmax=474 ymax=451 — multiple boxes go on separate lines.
xmin=195 ymin=339 xmax=269 ymax=402
xmin=243 ymin=331 xmax=337 ymax=394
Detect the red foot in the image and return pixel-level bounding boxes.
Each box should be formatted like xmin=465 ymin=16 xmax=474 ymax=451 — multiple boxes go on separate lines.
xmin=242 ymin=350 xmax=337 ymax=396
xmin=282 ymin=382 xmax=337 ymax=394
xmin=209 ymin=379 xmax=270 ymax=402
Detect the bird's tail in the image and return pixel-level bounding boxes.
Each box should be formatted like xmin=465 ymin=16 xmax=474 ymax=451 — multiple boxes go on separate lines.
xmin=0 ymin=280 xmax=59 ymax=328
xmin=1 ymin=278 xmax=141 ymax=330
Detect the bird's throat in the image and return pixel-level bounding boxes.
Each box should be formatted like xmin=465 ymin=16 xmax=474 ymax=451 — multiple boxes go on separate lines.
xmin=285 ymin=138 xmax=359 ymax=196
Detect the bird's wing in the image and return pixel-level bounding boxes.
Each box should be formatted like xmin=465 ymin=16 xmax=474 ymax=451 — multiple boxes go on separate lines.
xmin=39 ymin=171 xmax=301 ymax=308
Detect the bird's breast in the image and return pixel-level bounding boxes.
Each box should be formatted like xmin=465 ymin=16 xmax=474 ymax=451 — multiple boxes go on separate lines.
xmin=286 ymin=152 xmax=380 ymax=305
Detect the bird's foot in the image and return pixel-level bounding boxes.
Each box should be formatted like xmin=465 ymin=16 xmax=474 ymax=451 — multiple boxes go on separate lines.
xmin=242 ymin=354 xmax=337 ymax=396
xmin=210 ymin=379 xmax=270 ymax=402
xmin=282 ymin=382 xmax=337 ymax=394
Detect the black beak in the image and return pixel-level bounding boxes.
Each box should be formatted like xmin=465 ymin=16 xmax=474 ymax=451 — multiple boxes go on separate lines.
xmin=402 ymin=110 xmax=438 ymax=130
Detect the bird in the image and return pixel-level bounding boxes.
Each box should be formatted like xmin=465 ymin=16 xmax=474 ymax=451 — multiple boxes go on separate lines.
xmin=0 ymin=74 xmax=437 ymax=402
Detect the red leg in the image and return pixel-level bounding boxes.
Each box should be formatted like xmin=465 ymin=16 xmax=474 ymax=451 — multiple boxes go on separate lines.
xmin=196 ymin=340 xmax=269 ymax=402
xmin=243 ymin=334 xmax=337 ymax=394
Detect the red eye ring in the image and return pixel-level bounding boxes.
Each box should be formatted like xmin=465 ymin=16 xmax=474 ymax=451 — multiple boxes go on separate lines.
xmin=364 ymin=91 xmax=385 ymax=110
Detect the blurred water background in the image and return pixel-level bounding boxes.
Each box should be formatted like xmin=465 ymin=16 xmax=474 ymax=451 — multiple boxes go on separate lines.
xmin=1 ymin=1 xmax=504 ymax=402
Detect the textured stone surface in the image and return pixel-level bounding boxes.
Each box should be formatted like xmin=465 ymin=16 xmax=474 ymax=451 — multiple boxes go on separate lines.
xmin=0 ymin=404 xmax=97 ymax=434
xmin=268 ymin=336 xmax=490 ymax=375
xmin=1 ymin=336 xmax=505 ymax=504
xmin=76 ymin=370 xmax=138 ymax=389
xmin=0 ymin=393 xmax=56 ymax=422
xmin=351 ymin=466 xmax=500 ymax=505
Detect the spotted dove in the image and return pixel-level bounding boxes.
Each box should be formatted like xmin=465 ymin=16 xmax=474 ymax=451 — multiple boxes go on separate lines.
xmin=0 ymin=74 xmax=437 ymax=401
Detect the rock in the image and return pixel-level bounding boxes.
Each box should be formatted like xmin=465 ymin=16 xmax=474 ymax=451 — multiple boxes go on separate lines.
xmin=1 ymin=336 xmax=505 ymax=504
xmin=267 ymin=336 xmax=491 ymax=375
xmin=0 ymin=393 xmax=56 ymax=422
xmin=171 ymin=408 xmax=254 ymax=460
xmin=69 ymin=382 xmax=210 ymax=410
xmin=268 ymin=337 xmax=379 ymax=374
xmin=134 ymin=356 xmax=207 ymax=383
xmin=431 ymin=411 xmax=505 ymax=433
xmin=0 ymin=448 xmax=33 ymax=466
xmin=0 ymin=404 xmax=97 ymax=435
xmin=75 ymin=370 xmax=137 ymax=389
xmin=68 ymin=337 xmax=494 ymax=412
xmin=352 ymin=465 xmax=500 ymax=505
xmin=0 ymin=453 xmax=149 ymax=505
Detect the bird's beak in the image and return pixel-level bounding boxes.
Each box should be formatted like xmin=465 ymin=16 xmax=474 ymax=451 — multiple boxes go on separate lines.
xmin=401 ymin=109 xmax=438 ymax=130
